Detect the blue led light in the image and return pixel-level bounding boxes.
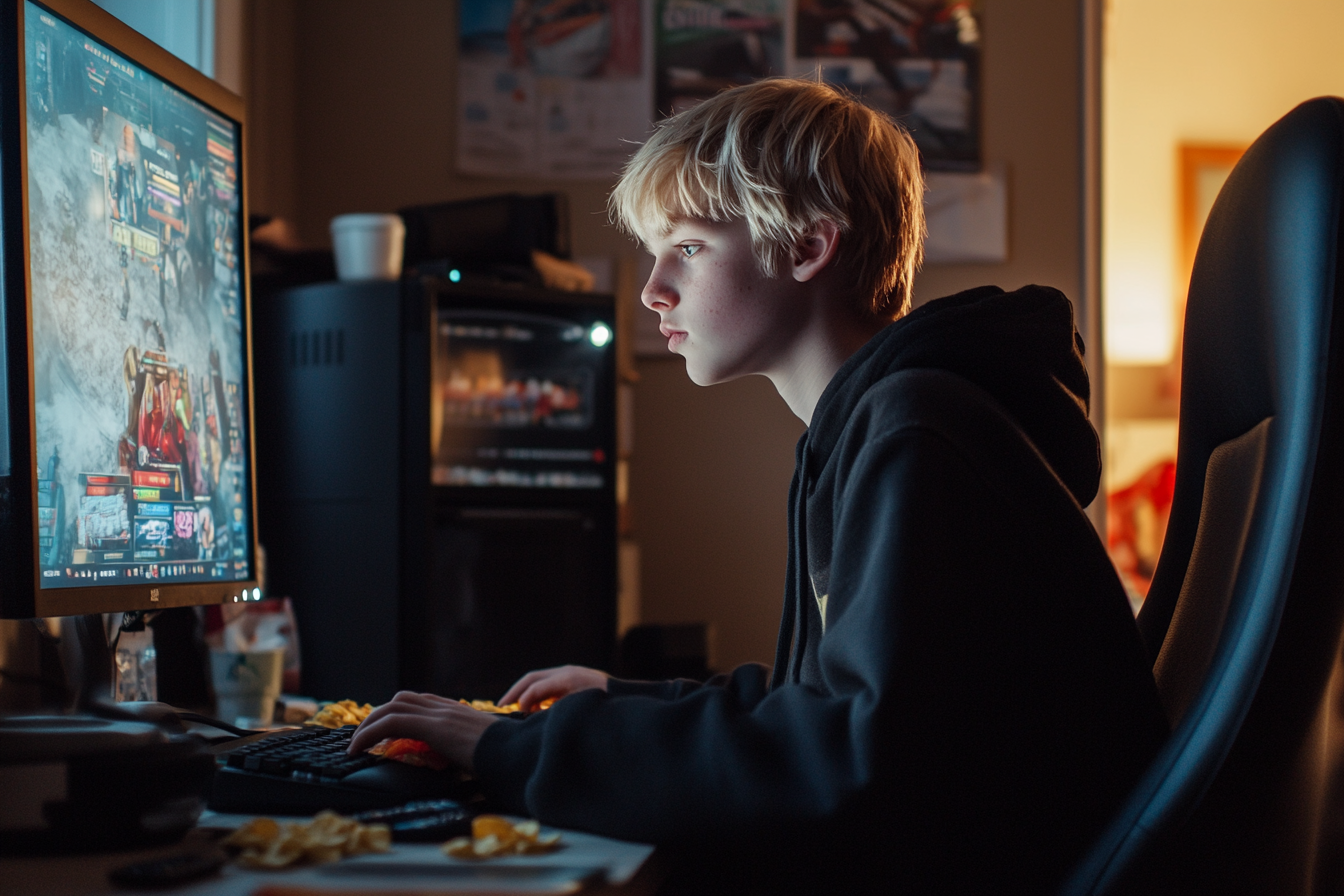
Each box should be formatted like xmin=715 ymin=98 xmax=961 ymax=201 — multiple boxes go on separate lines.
xmin=449 ymin=269 xmax=462 ymax=283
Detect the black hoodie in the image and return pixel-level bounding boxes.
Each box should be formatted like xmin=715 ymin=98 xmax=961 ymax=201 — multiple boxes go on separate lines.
xmin=475 ymin=286 xmax=1169 ymax=894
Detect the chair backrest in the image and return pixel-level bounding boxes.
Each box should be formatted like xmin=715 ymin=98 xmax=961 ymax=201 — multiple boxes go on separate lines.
xmin=1064 ymin=96 xmax=1344 ymax=894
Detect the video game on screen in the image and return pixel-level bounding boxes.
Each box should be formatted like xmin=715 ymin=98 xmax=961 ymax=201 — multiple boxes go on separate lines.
xmin=24 ymin=2 xmax=251 ymax=589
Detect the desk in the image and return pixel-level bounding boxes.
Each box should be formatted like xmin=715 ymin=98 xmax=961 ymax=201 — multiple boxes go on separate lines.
xmin=0 ymin=813 xmax=658 ymax=896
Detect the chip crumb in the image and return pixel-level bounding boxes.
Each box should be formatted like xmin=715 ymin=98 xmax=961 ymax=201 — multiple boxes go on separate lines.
xmin=439 ymin=815 xmax=563 ymax=860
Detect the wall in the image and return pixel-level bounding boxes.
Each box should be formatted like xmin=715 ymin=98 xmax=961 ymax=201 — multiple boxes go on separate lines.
xmin=244 ymin=0 xmax=1090 ymax=671
xmin=91 ymin=0 xmax=216 ymax=76
xmin=1103 ymin=0 xmax=1344 ymax=364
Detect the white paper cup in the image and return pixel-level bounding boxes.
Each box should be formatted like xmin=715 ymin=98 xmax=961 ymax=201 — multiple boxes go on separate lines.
xmin=330 ymin=213 xmax=405 ymax=281
xmin=211 ymin=649 xmax=285 ymax=727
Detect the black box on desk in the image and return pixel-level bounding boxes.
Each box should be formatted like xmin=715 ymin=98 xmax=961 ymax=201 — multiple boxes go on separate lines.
xmin=251 ymin=277 xmax=617 ymax=703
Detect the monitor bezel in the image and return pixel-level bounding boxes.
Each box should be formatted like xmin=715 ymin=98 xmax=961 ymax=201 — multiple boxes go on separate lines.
xmin=0 ymin=0 xmax=260 ymax=618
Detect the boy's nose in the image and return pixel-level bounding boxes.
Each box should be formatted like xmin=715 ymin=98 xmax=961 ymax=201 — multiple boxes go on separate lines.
xmin=641 ymin=270 xmax=677 ymax=311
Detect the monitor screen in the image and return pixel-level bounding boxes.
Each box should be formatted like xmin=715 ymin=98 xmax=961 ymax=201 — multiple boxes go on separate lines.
xmin=23 ymin=0 xmax=252 ymax=591
xmin=432 ymin=307 xmax=612 ymax=491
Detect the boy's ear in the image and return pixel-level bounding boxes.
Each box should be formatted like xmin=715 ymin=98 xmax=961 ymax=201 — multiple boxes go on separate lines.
xmin=791 ymin=220 xmax=841 ymax=283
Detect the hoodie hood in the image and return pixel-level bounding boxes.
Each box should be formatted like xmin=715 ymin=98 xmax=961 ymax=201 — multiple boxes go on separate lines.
xmin=808 ymin=284 xmax=1101 ymax=506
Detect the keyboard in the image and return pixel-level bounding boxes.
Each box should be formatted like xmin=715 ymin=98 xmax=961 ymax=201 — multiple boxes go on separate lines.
xmin=208 ymin=725 xmax=480 ymax=815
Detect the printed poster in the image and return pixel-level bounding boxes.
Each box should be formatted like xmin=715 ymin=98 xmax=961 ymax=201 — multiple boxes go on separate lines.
xmin=790 ymin=1 xmax=982 ymax=170
xmin=655 ymin=0 xmax=787 ymax=117
xmin=457 ymin=0 xmax=652 ymax=179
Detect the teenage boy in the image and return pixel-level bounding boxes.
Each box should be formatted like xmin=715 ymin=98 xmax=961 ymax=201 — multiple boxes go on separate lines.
xmin=350 ymin=78 xmax=1168 ymax=893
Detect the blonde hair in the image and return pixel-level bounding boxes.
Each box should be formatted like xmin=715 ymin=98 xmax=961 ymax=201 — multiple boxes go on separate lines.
xmin=609 ymin=78 xmax=925 ymax=319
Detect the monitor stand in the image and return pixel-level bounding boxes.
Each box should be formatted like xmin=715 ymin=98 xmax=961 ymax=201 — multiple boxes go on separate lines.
xmin=1 ymin=613 xmax=175 ymax=728
xmin=57 ymin=613 xmax=253 ymax=734
xmin=60 ymin=613 xmax=114 ymax=712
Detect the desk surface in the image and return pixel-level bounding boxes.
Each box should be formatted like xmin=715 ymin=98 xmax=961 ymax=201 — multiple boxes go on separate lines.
xmin=1 ymin=813 xmax=657 ymax=896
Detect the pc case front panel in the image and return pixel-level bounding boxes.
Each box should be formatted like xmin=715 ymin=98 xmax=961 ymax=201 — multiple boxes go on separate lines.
xmin=430 ymin=287 xmax=617 ymax=502
xmin=251 ymin=278 xmax=619 ymax=701
xmin=250 ymin=280 xmax=405 ymax=705
xmin=417 ymin=282 xmax=619 ymax=697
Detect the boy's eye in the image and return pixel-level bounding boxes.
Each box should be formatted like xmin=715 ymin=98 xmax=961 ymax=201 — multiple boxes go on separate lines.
xmin=680 ymin=244 xmax=701 ymax=258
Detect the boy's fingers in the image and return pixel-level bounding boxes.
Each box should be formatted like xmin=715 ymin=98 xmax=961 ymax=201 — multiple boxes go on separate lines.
xmin=498 ymin=678 xmax=532 ymax=706
xmin=517 ymin=684 xmax=550 ymax=711
xmin=347 ymin=703 xmax=472 ymax=755
xmin=519 ymin=677 xmax=578 ymax=711
xmin=347 ymin=693 xmax=446 ymax=751
xmin=500 ymin=669 xmax=555 ymax=705
xmin=356 ymin=691 xmax=431 ymax=730
xmin=347 ymin=711 xmax=407 ymax=754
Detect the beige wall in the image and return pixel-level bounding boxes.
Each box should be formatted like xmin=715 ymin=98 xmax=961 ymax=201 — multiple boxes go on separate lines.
xmin=245 ymin=0 xmax=1090 ymax=671
xmin=1104 ymin=0 xmax=1344 ymax=365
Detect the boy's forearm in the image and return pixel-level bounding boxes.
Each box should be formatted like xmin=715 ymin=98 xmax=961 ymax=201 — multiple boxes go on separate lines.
xmin=605 ymin=662 xmax=771 ymax=704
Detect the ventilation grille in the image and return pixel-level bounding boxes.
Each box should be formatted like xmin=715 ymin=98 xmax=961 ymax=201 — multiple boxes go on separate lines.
xmin=290 ymin=329 xmax=345 ymax=367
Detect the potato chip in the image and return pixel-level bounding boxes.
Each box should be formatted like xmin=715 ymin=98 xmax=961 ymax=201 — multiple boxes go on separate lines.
xmin=306 ymin=846 xmax=344 ymax=865
xmin=356 ymin=825 xmax=392 ymax=853
xmin=307 ymin=699 xmax=375 ymax=729
xmin=442 ymin=836 xmax=474 ymax=858
xmin=458 ymin=697 xmax=556 ymax=714
xmin=472 ymin=815 xmax=519 ymax=844
xmin=223 ymin=811 xmax=391 ymax=869
xmin=441 ymin=816 xmax=562 ymax=860
xmin=223 ymin=816 xmax=281 ymax=850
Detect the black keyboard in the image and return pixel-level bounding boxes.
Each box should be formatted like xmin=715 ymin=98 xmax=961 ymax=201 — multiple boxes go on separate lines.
xmin=208 ymin=726 xmax=479 ymax=815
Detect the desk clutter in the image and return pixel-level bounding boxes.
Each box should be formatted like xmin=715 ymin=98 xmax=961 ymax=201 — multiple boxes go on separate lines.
xmin=66 ymin=808 xmax=649 ymax=894
xmin=0 ymin=716 xmax=654 ymax=892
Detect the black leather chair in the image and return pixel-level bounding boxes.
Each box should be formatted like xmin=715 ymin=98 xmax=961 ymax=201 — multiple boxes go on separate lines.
xmin=1063 ymin=97 xmax=1344 ymax=894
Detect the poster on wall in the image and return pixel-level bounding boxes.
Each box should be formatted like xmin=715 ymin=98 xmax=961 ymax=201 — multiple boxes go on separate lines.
xmin=655 ymin=0 xmax=787 ymax=117
xmin=457 ymin=1 xmax=652 ymax=179
xmin=789 ymin=1 xmax=982 ymax=170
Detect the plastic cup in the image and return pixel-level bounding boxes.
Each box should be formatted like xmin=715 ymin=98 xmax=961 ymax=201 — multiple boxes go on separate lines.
xmin=210 ymin=649 xmax=285 ymax=728
xmin=330 ymin=213 xmax=405 ymax=281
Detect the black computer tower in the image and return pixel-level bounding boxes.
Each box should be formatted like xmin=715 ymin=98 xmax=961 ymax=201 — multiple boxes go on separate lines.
xmin=252 ymin=277 xmax=617 ymax=704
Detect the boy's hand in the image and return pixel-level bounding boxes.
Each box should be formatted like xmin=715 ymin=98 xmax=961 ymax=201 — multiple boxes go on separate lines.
xmin=346 ymin=691 xmax=498 ymax=771
xmin=500 ymin=665 xmax=609 ymax=711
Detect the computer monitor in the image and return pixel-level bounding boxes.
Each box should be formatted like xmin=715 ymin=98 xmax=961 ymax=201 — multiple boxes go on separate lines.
xmin=0 ymin=0 xmax=259 ymax=619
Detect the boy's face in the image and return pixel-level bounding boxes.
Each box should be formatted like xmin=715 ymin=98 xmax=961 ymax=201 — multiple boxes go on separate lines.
xmin=642 ymin=217 xmax=806 ymax=386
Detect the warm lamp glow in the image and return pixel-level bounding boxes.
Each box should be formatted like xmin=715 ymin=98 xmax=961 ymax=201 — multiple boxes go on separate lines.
xmin=1104 ymin=266 xmax=1175 ymax=364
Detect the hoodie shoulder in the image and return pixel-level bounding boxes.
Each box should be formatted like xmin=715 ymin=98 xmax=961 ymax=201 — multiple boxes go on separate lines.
xmin=809 ymin=285 xmax=1100 ymax=507
xmin=838 ymin=368 xmax=1092 ymax=519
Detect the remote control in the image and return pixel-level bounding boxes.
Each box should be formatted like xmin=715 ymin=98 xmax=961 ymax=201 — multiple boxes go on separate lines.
xmin=108 ymin=851 xmax=226 ymax=888
xmin=353 ymin=799 xmax=476 ymax=842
